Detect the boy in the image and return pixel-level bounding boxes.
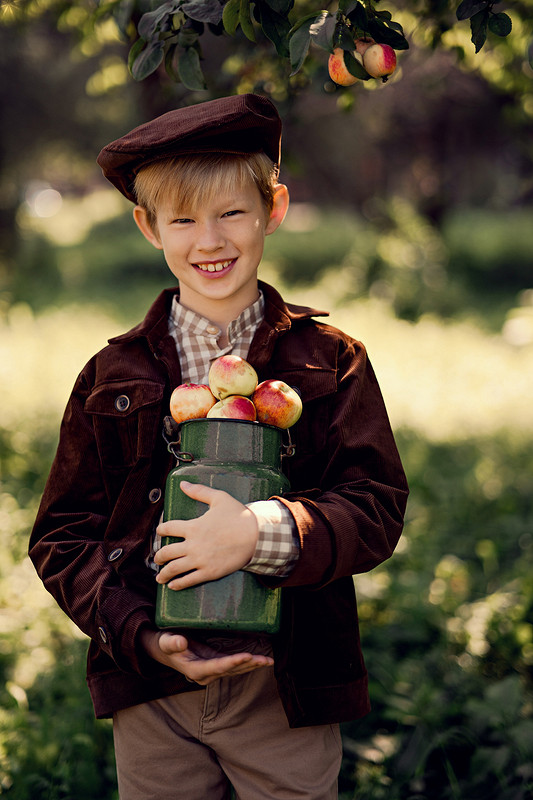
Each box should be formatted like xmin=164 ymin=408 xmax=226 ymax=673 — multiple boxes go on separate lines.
xmin=30 ymin=94 xmax=408 ymax=799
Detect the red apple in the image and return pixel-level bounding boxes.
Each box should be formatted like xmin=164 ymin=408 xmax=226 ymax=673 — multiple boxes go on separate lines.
xmin=169 ymin=383 xmax=217 ymax=424
xmin=208 ymin=355 xmax=258 ymax=400
xmin=206 ymin=395 xmax=257 ymax=421
xmin=328 ymin=48 xmax=359 ymax=87
xmin=354 ymin=36 xmax=375 ymax=55
xmin=362 ymin=43 xmax=397 ymax=80
xmin=252 ymin=380 xmax=303 ymax=429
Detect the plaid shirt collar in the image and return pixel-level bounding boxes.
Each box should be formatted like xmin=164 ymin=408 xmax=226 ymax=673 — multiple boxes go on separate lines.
xmin=168 ymin=291 xmax=265 ymax=384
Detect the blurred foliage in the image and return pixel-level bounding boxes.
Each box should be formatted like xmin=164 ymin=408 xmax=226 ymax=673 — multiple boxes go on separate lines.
xmin=10 ymin=193 xmax=533 ymax=331
xmin=339 ymin=430 xmax=533 ymax=799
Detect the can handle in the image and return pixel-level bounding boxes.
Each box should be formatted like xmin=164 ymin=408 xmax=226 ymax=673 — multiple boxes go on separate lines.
xmin=281 ymin=429 xmax=296 ymax=458
xmin=162 ymin=416 xmax=194 ymax=462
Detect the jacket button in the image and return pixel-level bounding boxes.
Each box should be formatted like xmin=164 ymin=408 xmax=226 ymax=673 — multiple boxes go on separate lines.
xmin=148 ymin=488 xmax=162 ymax=503
xmin=98 ymin=626 xmax=108 ymax=644
xmin=115 ymin=394 xmax=130 ymax=412
xmin=108 ymin=548 xmax=123 ymax=562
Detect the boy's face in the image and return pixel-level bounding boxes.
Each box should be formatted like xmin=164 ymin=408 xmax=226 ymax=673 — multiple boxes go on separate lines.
xmin=134 ymin=177 xmax=288 ymax=320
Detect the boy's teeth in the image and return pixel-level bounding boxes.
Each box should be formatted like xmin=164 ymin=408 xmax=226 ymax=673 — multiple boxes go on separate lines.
xmin=197 ymin=260 xmax=232 ymax=272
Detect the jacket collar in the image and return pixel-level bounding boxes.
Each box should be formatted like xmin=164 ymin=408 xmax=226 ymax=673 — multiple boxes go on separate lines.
xmin=108 ymin=281 xmax=329 ymax=353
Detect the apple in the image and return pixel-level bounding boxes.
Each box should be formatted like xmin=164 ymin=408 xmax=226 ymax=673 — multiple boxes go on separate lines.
xmin=252 ymin=380 xmax=303 ymax=429
xmin=362 ymin=43 xmax=397 ymax=80
xmin=206 ymin=396 xmax=257 ymax=421
xmin=169 ymin=383 xmax=217 ymax=424
xmin=208 ymin=355 xmax=258 ymax=400
xmin=354 ymin=36 xmax=375 ymax=56
xmin=328 ymin=48 xmax=359 ymax=87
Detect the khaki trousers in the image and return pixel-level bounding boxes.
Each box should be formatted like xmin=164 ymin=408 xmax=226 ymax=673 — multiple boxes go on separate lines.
xmin=113 ymin=665 xmax=342 ymax=800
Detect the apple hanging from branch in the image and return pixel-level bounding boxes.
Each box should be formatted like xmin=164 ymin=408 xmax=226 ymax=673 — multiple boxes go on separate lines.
xmin=362 ymin=43 xmax=397 ymax=80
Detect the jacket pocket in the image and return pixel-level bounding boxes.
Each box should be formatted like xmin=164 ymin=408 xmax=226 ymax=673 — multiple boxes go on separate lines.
xmin=279 ymin=367 xmax=337 ymax=452
xmin=85 ymin=379 xmax=165 ymax=469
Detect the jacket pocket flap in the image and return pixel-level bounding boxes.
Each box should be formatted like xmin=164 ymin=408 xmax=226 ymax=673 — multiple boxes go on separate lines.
xmin=277 ymin=368 xmax=337 ymax=404
xmin=85 ymin=380 xmax=164 ymax=417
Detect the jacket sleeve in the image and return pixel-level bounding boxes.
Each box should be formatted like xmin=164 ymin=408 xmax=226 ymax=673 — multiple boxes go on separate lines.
xmin=271 ymin=336 xmax=408 ymax=589
xmin=28 ymin=367 xmax=160 ymax=677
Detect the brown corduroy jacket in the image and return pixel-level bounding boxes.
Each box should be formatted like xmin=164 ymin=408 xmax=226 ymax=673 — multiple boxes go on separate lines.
xmin=29 ymin=281 xmax=408 ymax=727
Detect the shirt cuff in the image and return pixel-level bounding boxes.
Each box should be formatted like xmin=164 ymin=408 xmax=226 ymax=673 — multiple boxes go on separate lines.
xmin=244 ymin=499 xmax=300 ymax=577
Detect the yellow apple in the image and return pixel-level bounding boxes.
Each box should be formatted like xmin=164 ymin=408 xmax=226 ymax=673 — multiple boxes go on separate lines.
xmin=169 ymin=383 xmax=217 ymax=424
xmin=208 ymin=355 xmax=258 ymax=400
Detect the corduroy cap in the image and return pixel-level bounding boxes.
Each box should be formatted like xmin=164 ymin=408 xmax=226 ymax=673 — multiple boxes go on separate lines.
xmin=97 ymin=93 xmax=282 ymax=203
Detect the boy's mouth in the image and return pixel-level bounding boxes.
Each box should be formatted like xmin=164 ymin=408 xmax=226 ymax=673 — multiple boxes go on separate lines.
xmin=194 ymin=259 xmax=235 ymax=274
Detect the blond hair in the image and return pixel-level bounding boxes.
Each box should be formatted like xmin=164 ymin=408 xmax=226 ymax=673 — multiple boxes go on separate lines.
xmin=134 ymin=152 xmax=278 ymax=232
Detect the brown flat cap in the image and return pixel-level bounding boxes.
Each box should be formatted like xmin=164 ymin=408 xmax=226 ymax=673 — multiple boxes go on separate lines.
xmin=97 ymin=93 xmax=282 ymax=203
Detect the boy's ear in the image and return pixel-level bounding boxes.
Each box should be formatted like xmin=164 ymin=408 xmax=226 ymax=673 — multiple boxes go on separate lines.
xmin=266 ymin=184 xmax=290 ymax=235
xmin=133 ymin=206 xmax=163 ymax=250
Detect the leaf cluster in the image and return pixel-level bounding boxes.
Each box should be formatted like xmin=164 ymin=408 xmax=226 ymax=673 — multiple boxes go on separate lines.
xmin=456 ymin=0 xmax=512 ymax=53
xmin=112 ymin=0 xmax=517 ymax=90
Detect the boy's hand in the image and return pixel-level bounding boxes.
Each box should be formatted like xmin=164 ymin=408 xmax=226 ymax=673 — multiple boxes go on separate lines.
xmin=154 ymin=481 xmax=258 ymax=590
xmin=140 ymin=629 xmax=273 ymax=685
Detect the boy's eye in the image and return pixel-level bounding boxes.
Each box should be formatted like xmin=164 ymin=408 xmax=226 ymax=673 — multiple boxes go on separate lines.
xmin=222 ymin=209 xmax=243 ymax=218
xmin=172 ymin=218 xmax=194 ymax=224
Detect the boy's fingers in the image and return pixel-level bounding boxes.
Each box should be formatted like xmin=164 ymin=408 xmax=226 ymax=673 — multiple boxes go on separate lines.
xmin=158 ymin=632 xmax=189 ymax=654
xmin=179 ymin=481 xmax=222 ymax=504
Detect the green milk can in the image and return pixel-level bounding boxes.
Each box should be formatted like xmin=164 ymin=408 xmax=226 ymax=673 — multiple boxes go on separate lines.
xmin=155 ymin=417 xmax=292 ymax=634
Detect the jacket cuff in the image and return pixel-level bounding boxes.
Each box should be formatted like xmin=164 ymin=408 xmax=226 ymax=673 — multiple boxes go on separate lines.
xmin=95 ymin=589 xmax=159 ymax=677
xmin=266 ymin=496 xmax=335 ymax=587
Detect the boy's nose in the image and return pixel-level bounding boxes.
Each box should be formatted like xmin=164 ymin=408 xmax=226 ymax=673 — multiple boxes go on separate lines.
xmin=196 ymin=222 xmax=224 ymax=252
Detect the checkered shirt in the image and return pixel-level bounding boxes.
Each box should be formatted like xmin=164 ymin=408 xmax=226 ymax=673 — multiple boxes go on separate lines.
xmin=167 ymin=293 xmax=299 ymax=577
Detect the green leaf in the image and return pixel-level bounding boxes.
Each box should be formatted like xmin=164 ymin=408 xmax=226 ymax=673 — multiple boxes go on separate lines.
xmin=457 ymin=0 xmax=488 ymax=21
xmin=178 ymin=46 xmax=207 ymax=89
xmin=289 ymin=16 xmax=315 ymax=74
xmin=128 ymin=36 xmax=146 ymax=73
xmin=130 ymin=39 xmax=165 ymax=80
xmin=137 ymin=2 xmax=176 ymax=40
xmin=164 ymin=42 xmax=180 ymax=81
xmin=470 ymin=9 xmax=488 ymax=52
xmin=181 ymin=0 xmax=224 ymax=25
xmin=258 ymin=3 xmax=291 ymax=57
xmin=337 ymin=22 xmax=356 ymax=50
xmin=488 ymin=12 xmax=512 ymax=37
xmin=309 ymin=11 xmax=336 ymax=52
xmin=177 ymin=26 xmax=200 ymax=47
xmin=346 ymin=2 xmax=367 ymax=31
xmin=239 ymin=0 xmax=256 ymax=41
xmin=288 ymin=10 xmax=326 ymax=37
xmin=222 ymin=0 xmax=240 ymax=34
xmin=262 ymin=0 xmax=293 ymax=15
xmin=366 ymin=17 xmax=409 ymax=50
xmin=344 ymin=49 xmax=370 ymax=80
xmin=338 ymin=0 xmax=359 ymax=13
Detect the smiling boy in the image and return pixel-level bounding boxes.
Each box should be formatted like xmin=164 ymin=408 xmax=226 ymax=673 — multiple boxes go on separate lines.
xmin=30 ymin=94 xmax=408 ymax=799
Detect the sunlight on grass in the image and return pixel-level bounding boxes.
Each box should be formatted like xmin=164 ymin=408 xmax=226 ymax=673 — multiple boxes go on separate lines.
xmin=0 ymin=303 xmax=122 ymax=428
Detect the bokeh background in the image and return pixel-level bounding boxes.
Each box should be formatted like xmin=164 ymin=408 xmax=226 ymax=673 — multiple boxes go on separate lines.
xmin=1 ymin=2 xmax=532 ymax=798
